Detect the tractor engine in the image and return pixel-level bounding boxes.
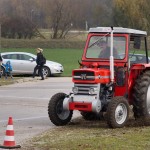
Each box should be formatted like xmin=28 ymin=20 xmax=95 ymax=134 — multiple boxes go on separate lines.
xmin=63 ymin=68 xmax=113 ymax=114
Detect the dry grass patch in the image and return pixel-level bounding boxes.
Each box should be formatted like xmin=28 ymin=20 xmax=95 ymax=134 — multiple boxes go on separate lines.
xmin=22 ymin=116 xmax=150 ymax=150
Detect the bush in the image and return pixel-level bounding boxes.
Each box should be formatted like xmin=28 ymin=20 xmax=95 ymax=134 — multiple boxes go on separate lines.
xmin=1 ymin=39 xmax=85 ymax=49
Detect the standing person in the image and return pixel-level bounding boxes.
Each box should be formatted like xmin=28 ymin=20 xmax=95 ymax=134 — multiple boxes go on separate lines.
xmin=33 ymin=48 xmax=45 ymax=80
xmin=3 ymin=60 xmax=13 ymax=79
xmin=0 ymin=53 xmax=3 ymax=78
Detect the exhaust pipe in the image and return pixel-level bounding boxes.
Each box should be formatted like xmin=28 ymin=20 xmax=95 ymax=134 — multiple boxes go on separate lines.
xmin=110 ymin=27 xmax=114 ymax=82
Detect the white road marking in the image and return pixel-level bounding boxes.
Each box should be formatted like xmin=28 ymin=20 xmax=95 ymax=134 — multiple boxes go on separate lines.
xmin=0 ymin=95 xmax=49 ymax=100
xmin=0 ymin=102 xmax=47 ymax=107
xmin=0 ymin=116 xmax=48 ymax=123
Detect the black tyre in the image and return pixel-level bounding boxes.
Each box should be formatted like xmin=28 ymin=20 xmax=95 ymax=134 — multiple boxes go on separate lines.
xmin=80 ymin=111 xmax=101 ymax=120
xmin=133 ymin=70 xmax=150 ymax=119
xmin=48 ymin=93 xmax=73 ymax=126
xmin=106 ymin=96 xmax=129 ymax=128
xmin=42 ymin=66 xmax=51 ymax=77
xmin=1 ymin=67 xmax=5 ymax=76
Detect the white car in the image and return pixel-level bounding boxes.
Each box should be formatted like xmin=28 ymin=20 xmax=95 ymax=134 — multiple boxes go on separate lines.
xmin=119 ymin=53 xmax=150 ymax=64
xmin=1 ymin=52 xmax=64 ymax=77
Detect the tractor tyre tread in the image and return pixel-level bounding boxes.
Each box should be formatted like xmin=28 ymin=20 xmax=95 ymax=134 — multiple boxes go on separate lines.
xmin=107 ymin=96 xmax=129 ymax=128
xmin=133 ymin=70 xmax=150 ymax=119
xmin=48 ymin=92 xmax=73 ymax=126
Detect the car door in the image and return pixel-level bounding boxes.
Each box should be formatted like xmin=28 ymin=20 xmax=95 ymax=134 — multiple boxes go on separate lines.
xmin=136 ymin=55 xmax=146 ymax=63
xmin=2 ymin=53 xmax=36 ymax=74
xmin=17 ymin=54 xmax=36 ymax=73
xmin=2 ymin=54 xmax=21 ymax=73
xmin=129 ymin=55 xmax=137 ymax=65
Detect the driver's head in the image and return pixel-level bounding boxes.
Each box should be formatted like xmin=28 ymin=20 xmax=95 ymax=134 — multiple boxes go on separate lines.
xmin=98 ymin=41 xmax=107 ymax=49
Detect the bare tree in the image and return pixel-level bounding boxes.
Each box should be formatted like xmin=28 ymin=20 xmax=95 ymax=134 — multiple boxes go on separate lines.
xmin=42 ymin=0 xmax=74 ymax=39
xmin=0 ymin=0 xmax=45 ymax=39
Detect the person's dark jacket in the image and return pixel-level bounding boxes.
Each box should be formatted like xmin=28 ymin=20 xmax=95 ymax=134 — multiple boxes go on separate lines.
xmin=36 ymin=52 xmax=44 ymax=65
xmin=0 ymin=54 xmax=2 ymax=62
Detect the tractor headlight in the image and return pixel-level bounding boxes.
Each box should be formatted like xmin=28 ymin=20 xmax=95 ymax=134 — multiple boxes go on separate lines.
xmin=72 ymin=87 xmax=78 ymax=94
xmin=89 ymin=88 xmax=97 ymax=95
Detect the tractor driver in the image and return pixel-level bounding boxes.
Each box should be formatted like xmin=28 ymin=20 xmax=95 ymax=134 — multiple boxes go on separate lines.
xmin=98 ymin=41 xmax=119 ymax=59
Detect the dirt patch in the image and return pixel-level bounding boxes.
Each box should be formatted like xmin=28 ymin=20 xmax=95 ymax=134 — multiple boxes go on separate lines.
xmin=0 ymin=76 xmax=46 ymax=86
xmin=14 ymin=77 xmax=41 ymax=83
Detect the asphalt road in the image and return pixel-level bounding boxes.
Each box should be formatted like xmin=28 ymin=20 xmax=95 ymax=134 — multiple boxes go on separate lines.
xmin=0 ymin=77 xmax=77 ymax=146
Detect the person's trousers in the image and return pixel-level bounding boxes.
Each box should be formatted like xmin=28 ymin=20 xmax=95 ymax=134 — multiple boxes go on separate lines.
xmin=33 ymin=65 xmax=44 ymax=79
xmin=5 ymin=72 xmax=13 ymax=79
xmin=0 ymin=62 xmax=2 ymax=77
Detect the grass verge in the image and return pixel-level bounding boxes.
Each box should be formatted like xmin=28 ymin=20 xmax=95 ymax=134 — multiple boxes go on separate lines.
xmin=0 ymin=77 xmax=19 ymax=86
xmin=22 ymin=116 xmax=150 ymax=150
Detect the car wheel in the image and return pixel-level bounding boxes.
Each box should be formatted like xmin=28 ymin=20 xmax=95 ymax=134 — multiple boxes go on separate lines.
xmin=1 ymin=67 xmax=5 ymax=76
xmin=42 ymin=66 xmax=51 ymax=77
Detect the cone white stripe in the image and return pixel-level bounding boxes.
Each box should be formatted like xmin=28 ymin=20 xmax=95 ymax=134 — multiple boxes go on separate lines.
xmin=4 ymin=136 xmax=15 ymax=141
xmin=6 ymin=125 xmax=13 ymax=130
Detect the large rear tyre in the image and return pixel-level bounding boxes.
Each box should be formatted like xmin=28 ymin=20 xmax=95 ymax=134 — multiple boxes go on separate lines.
xmin=106 ymin=96 xmax=129 ymax=128
xmin=48 ymin=93 xmax=73 ymax=126
xmin=133 ymin=70 xmax=150 ymax=119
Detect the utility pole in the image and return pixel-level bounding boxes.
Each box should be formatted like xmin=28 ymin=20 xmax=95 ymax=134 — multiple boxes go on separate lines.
xmin=31 ymin=9 xmax=34 ymax=22
xmin=85 ymin=21 xmax=88 ymax=31
xmin=0 ymin=23 xmax=1 ymax=51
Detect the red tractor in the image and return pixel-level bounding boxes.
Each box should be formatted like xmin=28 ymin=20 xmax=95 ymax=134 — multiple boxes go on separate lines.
xmin=48 ymin=27 xmax=150 ymax=128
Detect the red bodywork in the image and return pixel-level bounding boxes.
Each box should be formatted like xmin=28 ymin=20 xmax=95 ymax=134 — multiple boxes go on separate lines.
xmin=72 ymin=33 xmax=150 ymax=105
xmin=69 ymin=102 xmax=92 ymax=111
xmin=72 ymin=68 xmax=110 ymax=84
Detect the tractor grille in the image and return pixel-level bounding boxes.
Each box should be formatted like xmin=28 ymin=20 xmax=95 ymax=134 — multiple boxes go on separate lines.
xmin=73 ymin=71 xmax=95 ymax=81
xmin=73 ymin=84 xmax=98 ymax=95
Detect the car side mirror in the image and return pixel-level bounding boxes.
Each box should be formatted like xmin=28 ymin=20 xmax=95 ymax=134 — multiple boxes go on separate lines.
xmin=29 ymin=58 xmax=35 ymax=62
xmin=134 ymin=37 xmax=141 ymax=49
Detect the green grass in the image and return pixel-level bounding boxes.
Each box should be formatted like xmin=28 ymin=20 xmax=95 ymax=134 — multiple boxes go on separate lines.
xmin=43 ymin=49 xmax=83 ymax=76
xmin=1 ymin=48 xmax=83 ymax=76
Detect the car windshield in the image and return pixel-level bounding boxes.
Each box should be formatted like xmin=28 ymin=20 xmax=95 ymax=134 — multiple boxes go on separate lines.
xmin=86 ymin=35 xmax=126 ymax=59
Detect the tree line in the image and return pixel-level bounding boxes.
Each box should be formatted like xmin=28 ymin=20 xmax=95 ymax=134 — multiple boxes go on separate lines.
xmin=0 ymin=0 xmax=150 ymax=39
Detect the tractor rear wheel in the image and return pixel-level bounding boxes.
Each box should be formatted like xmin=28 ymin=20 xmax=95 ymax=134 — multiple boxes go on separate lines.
xmin=133 ymin=70 xmax=150 ymax=119
xmin=106 ymin=96 xmax=129 ymax=128
xmin=48 ymin=93 xmax=73 ymax=126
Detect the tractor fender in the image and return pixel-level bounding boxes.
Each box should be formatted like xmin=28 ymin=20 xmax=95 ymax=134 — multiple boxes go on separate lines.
xmin=63 ymin=95 xmax=73 ymax=110
xmin=130 ymin=63 xmax=150 ymax=70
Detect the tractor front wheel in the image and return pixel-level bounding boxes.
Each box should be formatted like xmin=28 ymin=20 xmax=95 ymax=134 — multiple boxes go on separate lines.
xmin=48 ymin=93 xmax=73 ymax=126
xmin=106 ymin=96 xmax=129 ymax=128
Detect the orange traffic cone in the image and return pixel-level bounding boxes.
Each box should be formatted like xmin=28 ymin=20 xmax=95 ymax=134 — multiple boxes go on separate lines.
xmin=0 ymin=117 xmax=21 ymax=149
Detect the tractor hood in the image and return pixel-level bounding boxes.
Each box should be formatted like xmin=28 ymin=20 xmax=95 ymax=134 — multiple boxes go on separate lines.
xmin=72 ymin=68 xmax=110 ymax=84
